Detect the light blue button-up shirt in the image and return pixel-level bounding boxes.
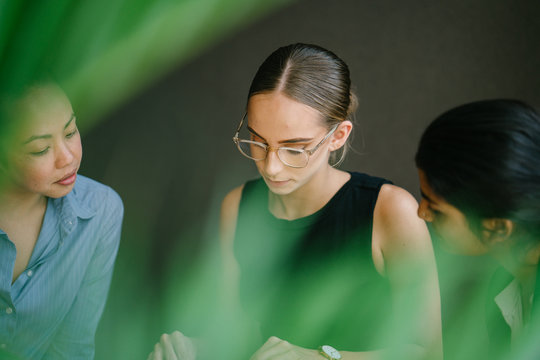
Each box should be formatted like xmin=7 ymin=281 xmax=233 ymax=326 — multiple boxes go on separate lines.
xmin=0 ymin=175 xmax=123 ymax=359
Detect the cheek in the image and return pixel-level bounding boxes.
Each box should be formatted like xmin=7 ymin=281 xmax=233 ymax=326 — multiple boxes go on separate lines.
xmin=433 ymin=217 xmax=488 ymax=255
xmin=71 ymin=134 xmax=83 ymax=162
xmin=12 ymin=158 xmax=53 ymax=187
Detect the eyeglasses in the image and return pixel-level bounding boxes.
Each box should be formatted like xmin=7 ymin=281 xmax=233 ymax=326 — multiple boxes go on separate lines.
xmin=232 ymin=113 xmax=338 ymax=168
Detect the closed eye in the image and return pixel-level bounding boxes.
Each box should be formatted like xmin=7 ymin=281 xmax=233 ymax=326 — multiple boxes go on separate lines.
xmin=281 ymin=148 xmax=304 ymax=155
xmin=282 ymin=142 xmax=308 ymax=149
xmin=65 ymin=129 xmax=78 ymax=139
xmin=30 ymin=147 xmax=49 ymax=156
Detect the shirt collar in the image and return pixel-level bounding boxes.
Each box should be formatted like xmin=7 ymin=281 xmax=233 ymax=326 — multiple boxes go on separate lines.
xmin=51 ymin=185 xmax=96 ymax=234
xmin=66 ymin=184 xmax=96 ymax=220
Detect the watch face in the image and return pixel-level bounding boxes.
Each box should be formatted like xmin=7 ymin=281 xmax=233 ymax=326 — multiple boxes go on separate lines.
xmin=321 ymin=345 xmax=342 ymax=359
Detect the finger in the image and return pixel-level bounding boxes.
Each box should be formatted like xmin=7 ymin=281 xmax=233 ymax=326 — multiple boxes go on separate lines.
xmin=170 ymin=331 xmax=196 ymax=358
xmin=160 ymin=334 xmax=178 ymax=360
xmin=150 ymin=343 xmax=162 ymax=360
xmin=170 ymin=330 xmax=186 ymax=347
xmin=262 ymin=336 xmax=282 ymax=348
xmin=250 ymin=337 xmax=288 ymax=360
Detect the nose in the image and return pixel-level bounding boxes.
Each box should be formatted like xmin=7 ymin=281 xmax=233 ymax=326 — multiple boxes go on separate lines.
xmin=55 ymin=141 xmax=75 ymax=169
xmin=264 ymin=148 xmax=284 ymax=177
xmin=417 ymin=199 xmax=433 ymax=222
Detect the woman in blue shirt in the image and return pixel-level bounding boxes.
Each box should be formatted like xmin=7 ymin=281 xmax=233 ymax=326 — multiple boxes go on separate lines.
xmin=0 ymin=83 xmax=123 ymax=359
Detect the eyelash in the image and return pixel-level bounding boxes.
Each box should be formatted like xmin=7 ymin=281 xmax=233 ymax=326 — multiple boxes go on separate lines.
xmin=66 ymin=128 xmax=78 ymax=139
xmin=30 ymin=148 xmax=49 ymax=156
xmin=29 ymin=129 xmax=78 ymax=156
xmin=249 ymin=134 xmax=309 ymax=148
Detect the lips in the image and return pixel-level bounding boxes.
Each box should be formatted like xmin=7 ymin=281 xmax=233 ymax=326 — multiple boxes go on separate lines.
xmin=56 ymin=170 xmax=77 ymax=186
xmin=266 ymin=178 xmax=290 ymax=187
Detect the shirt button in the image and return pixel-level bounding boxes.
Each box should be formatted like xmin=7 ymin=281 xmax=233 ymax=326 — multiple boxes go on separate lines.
xmin=27 ymin=270 xmax=33 ymax=277
xmin=5 ymin=307 xmax=13 ymax=314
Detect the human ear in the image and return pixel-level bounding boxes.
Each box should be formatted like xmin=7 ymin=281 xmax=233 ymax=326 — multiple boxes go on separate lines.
xmin=481 ymin=218 xmax=514 ymax=243
xmin=328 ymin=120 xmax=352 ymax=151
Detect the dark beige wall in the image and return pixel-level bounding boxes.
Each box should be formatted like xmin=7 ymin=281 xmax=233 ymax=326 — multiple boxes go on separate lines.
xmin=82 ymin=0 xmax=540 ymax=259
xmin=83 ymin=1 xmax=540 ymax=356
xmin=83 ymin=0 xmax=540 ymax=201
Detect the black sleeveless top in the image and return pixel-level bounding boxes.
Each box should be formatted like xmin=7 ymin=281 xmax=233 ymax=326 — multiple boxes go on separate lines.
xmin=234 ymin=172 xmax=392 ymax=351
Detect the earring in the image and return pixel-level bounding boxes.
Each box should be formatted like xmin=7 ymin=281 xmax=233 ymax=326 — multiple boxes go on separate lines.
xmin=330 ymin=146 xmax=346 ymax=168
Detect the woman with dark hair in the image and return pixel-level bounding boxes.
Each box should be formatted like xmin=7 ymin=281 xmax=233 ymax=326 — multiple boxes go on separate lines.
xmin=416 ymin=99 xmax=540 ymax=358
xmin=150 ymin=43 xmax=442 ymax=360
xmin=0 ymin=83 xmax=123 ymax=359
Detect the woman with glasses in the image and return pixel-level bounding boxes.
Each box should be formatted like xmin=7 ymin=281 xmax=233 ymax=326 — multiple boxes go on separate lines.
xmin=416 ymin=99 xmax=540 ymax=359
xmin=149 ymin=43 xmax=441 ymax=360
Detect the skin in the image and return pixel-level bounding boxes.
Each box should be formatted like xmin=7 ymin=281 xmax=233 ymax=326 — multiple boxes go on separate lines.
xmin=417 ymin=168 xmax=540 ymax=324
xmin=150 ymin=92 xmax=442 ymax=359
xmin=147 ymin=331 xmax=196 ymax=360
xmin=0 ymin=84 xmax=82 ymax=282
xmin=417 ymin=169 xmax=489 ymax=256
xmin=245 ymin=92 xmax=352 ymax=220
xmin=223 ymin=93 xmax=442 ymax=359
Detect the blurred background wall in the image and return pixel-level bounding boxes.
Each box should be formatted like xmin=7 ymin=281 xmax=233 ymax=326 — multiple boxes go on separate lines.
xmin=2 ymin=0 xmax=540 ymax=358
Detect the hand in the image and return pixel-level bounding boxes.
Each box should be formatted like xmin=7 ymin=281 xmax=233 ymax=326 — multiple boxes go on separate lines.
xmin=147 ymin=331 xmax=196 ymax=360
xmin=250 ymin=336 xmax=319 ymax=360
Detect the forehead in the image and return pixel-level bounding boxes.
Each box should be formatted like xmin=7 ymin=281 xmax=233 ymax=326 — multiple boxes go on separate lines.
xmin=246 ymin=92 xmax=324 ymax=136
xmin=14 ymin=85 xmax=74 ymax=139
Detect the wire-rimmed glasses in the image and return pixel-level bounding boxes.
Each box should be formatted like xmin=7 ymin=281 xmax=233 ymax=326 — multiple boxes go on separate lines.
xmin=232 ymin=113 xmax=338 ymax=168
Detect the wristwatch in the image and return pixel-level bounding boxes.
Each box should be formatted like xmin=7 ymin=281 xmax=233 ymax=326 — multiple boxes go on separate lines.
xmin=319 ymin=345 xmax=342 ymax=360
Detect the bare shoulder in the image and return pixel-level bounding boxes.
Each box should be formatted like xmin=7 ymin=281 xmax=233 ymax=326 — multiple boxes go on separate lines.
xmin=376 ymin=184 xmax=421 ymax=223
xmin=373 ymin=183 xmax=431 ymax=258
xmin=220 ymin=184 xmax=245 ymax=245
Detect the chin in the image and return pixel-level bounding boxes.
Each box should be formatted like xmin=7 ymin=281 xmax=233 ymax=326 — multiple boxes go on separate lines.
xmin=45 ymin=183 xmax=76 ymax=199
xmin=264 ymin=181 xmax=296 ymax=195
xmin=266 ymin=185 xmax=294 ymax=196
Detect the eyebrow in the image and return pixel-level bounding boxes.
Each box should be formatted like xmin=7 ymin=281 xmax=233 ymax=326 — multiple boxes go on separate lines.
xmin=23 ymin=114 xmax=76 ymax=144
xmin=246 ymin=125 xmax=314 ymax=144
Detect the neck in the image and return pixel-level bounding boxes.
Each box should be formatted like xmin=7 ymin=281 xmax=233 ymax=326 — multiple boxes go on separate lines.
xmin=268 ymin=166 xmax=348 ymax=220
xmin=490 ymin=241 xmax=540 ymax=294
xmin=0 ymin=186 xmax=47 ymax=222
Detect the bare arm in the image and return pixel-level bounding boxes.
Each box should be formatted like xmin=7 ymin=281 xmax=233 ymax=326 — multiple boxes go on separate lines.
xmin=372 ymin=184 xmax=443 ymax=359
xmin=218 ymin=185 xmax=244 ymax=311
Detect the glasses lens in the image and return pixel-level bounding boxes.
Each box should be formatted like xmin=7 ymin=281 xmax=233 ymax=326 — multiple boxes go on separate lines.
xmin=278 ymin=148 xmax=308 ymax=168
xmin=237 ymin=140 xmax=267 ymax=160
